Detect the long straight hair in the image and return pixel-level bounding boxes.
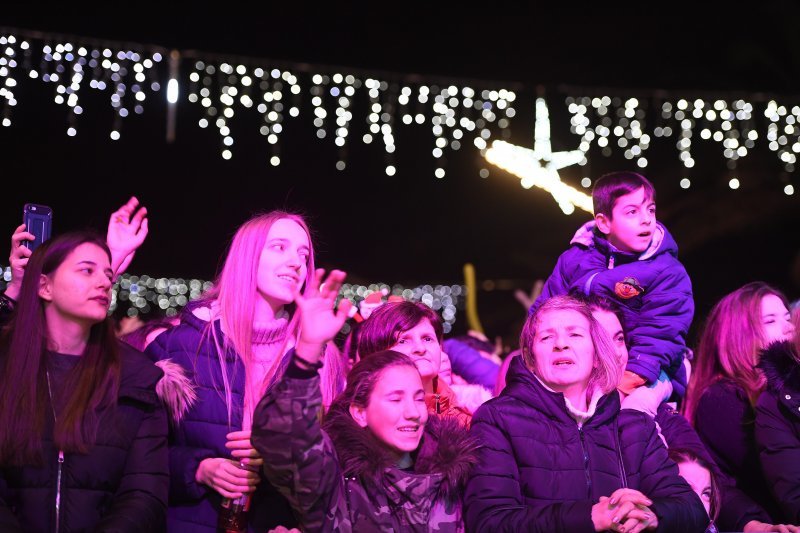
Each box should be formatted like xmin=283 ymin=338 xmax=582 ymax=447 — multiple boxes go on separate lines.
xmin=684 ymin=282 xmax=790 ymax=424
xmin=0 ymin=232 xmax=120 ymax=466
xmin=200 ymin=211 xmax=345 ymax=425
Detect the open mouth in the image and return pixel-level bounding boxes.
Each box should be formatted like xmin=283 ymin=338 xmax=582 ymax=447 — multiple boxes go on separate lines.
xmin=397 ymin=425 xmax=420 ymax=433
xmin=553 ymin=358 xmax=574 ymax=367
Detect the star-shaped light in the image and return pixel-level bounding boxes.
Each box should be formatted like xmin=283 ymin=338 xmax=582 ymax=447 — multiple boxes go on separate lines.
xmin=484 ymin=97 xmax=593 ymax=214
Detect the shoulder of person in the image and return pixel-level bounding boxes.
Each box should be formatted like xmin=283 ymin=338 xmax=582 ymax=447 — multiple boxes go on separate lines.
xmin=700 ymin=379 xmax=749 ymax=405
xmin=119 ymin=342 xmax=164 ymax=403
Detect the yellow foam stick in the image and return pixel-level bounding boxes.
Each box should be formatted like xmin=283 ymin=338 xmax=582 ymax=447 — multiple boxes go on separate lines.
xmin=463 ymin=263 xmax=484 ymax=334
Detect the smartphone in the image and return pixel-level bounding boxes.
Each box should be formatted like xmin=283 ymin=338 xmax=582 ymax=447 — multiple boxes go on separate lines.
xmin=23 ymin=203 xmax=53 ymax=251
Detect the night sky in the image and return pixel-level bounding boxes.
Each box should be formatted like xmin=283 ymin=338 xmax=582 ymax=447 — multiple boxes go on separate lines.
xmin=2 ymin=7 xmax=799 ymax=344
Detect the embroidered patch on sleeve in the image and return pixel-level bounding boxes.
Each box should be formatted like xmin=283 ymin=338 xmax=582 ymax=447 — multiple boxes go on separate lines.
xmin=615 ymin=277 xmax=644 ymax=299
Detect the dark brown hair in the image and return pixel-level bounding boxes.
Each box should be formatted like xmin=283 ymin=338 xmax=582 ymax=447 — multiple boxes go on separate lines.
xmin=0 ymin=231 xmax=120 ymax=466
xmin=356 ymin=301 xmax=443 ymax=358
xmin=592 ymin=171 xmax=656 ymax=218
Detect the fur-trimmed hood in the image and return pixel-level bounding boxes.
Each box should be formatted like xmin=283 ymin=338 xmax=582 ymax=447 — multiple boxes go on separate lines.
xmin=322 ymin=407 xmax=480 ymax=503
xmin=154 ymin=358 xmax=198 ymax=426
xmin=759 ymin=340 xmax=800 ymax=394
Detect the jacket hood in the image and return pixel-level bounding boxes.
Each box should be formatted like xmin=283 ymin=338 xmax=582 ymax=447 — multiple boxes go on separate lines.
xmin=570 ymin=220 xmax=678 ymax=261
xmin=758 ymin=340 xmax=800 ymax=393
xmin=323 ymin=407 xmax=480 ymax=502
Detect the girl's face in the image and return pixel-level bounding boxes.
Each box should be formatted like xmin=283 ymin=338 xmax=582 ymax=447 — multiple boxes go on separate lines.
xmin=760 ymin=293 xmax=794 ymax=344
xmin=531 ymin=309 xmax=595 ymax=397
xmin=39 ymin=242 xmax=113 ymax=327
xmin=390 ymin=319 xmax=442 ymax=380
xmin=256 ymin=219 xmax=310 ymax=308
xmin=678 ymin=461 xmax=712 ymax=516
xmin=354 ymin=365 xmax=428 ymax=460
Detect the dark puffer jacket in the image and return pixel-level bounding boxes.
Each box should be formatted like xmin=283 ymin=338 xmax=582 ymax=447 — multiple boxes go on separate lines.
xmin=145 ymin=310 xmax=298 ymax=533
xmin=464 ymin=356 xmax=706 ymax=532
xmin=531 ymin=221 xmax=694 ymax=396
xmin=656 ymin=403 xmax=771 ymax=531
xmin=756 ymin=340 xmax=800 ymax=524
xmin=251 ymin=367 xmax=480 ymax=532
xmin=0 ymin=343 xmax=168 ymax=532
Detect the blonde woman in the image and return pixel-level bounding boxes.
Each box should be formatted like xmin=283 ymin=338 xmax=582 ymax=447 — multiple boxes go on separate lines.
xmin=147 ymin=211 xmax=347 ymax=532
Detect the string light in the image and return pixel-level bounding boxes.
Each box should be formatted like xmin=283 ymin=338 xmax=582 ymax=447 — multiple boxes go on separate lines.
xmin=568 ymin=95 xmax=768 ymax=190
xmin=101 ymin=274 xmax=467 ymax=333
xmin=765 ymin=100 xmax=799 ymax=173
xmin=0 ymin=28 xmax=795 ymax=195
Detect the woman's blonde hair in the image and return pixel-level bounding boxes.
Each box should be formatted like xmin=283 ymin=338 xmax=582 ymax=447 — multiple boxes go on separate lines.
xmin=201 ymin=211 xmax=345 ymax=425
xmin=520 ymin=295 xmax=622 ymax=396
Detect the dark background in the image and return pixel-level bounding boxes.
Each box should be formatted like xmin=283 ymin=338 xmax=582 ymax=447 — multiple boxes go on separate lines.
xmin=2 ymin=6 xmax=799 ymax=347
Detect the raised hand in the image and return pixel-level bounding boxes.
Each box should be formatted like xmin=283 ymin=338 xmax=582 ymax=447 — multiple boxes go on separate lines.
xmin=106 ymin=196 xmax=148 ymax=276
xmin=5 ymin=224 xmax=35 ymax=301
xmin=293 ymin=268 xmax=352 ymax=363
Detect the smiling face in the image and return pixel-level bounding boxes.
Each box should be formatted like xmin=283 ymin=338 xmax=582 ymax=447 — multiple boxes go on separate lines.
xmin=531 ymin=309 xmax=595 ymax=398
xmin=760 ymin=293 xmax=795 ymax=344
xmin=595 ymin=186 xmax=656 ymax=253
xmin=38 ymin=242 xmax=114 ymax=327
xmin=389 ymin=319 xmax=442 ymax=381
xmin=353 ymin=364 xmax=428 ymax=460
xmin=256 ymin=218 xmax=310 ymax=311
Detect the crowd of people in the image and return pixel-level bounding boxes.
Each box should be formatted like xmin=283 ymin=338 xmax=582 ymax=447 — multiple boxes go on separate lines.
xmin=1 ymin=171 xmax=799 ymax=532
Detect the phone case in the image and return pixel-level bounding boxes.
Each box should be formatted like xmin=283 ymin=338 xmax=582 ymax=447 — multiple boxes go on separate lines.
xmin=23 ymin=203 xmax=53 ymax=251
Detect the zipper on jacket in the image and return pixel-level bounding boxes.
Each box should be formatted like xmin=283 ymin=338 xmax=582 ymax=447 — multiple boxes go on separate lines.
xmin=46 ymin=370 xmax=64 ymax=533
xmin=578 ymin=427 xmax=591 ymax=498
xmin=55 ymin=449 xmax=64 ymax=533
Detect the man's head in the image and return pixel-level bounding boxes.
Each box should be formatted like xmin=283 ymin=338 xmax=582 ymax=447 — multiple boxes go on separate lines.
xmin=593 ymin=171 xmax=657 ymax=253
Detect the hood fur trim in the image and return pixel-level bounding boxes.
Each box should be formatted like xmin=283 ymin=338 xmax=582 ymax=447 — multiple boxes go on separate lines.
xmin=759 ymin=340 xmax=800 ymax=393
xmin=323 ymin=408 xmax=480 ymax=502
xmin=155 ymin=358 xmax=198 ymax=426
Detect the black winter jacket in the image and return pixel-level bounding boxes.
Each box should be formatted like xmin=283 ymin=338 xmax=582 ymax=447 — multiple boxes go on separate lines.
xmin=756 ymin=340 xmax=800 ymax=524
xmin=464 ymin=356 xmax=707 ymax=532
xmin=0 ymin=343 xmax=168 ymax=532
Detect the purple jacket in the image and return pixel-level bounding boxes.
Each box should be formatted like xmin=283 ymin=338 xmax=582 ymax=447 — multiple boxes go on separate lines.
xmin=531 ymin=221 xmax=694 ymax=396
xmin=464 ymin=356 xmax=706 ymax=532
xmin=145 ymin=310 xmax=297 ymax=533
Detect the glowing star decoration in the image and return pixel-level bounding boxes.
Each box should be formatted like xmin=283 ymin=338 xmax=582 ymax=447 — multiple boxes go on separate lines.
xmin=484 ymin=98 xmax=592 ymax=214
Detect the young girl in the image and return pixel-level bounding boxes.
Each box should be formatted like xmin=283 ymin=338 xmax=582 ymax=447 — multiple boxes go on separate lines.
xmin=146 ymin=211 xmax=347 ymax=532
xmin=0 ymin=232 xmax=168 ymax=531
xmin=357 ymin=301 xmax=473 ymax=425
xmin=684 ymin=282 xmax=795 ymax=522
xmin=252 ymin=272 xmax=479 ymax=531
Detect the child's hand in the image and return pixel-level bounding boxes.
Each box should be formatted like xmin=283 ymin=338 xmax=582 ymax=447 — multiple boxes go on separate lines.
xmin=621 ymin=372 xmax=672 ymax=418
xmin=618 ymin=370 xmax=647 ymax=395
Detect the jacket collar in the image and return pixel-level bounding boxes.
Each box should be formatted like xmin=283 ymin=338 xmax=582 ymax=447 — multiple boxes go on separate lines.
xmin=504 ymin=355 xmax=619 ymax=427
xmin=569 ymin=220 xmax=675 ymax=264
xmin=323 ymin=407 xmax=480 ymax=504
